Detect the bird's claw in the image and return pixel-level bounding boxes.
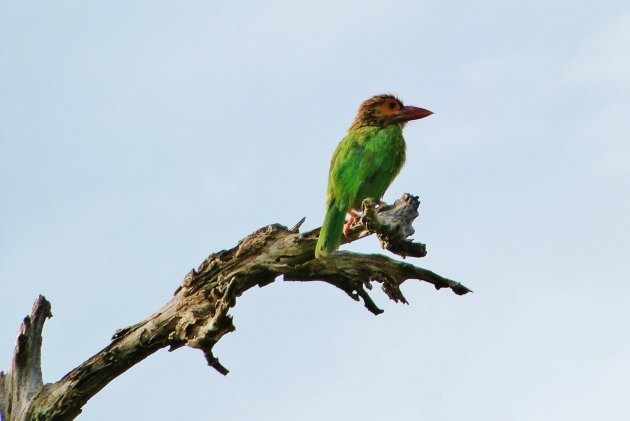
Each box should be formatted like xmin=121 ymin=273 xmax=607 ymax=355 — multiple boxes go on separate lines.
xmin=343 ymin=212 xmax=361 ymax=239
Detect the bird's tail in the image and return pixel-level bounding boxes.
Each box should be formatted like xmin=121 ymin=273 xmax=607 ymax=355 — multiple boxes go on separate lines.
xmin=315 ymin=202 xmax=346 ymax=258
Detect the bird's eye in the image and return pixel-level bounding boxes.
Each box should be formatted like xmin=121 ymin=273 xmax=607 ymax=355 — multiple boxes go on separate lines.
xmin=388 ymin=102 xmax=397 ymax=109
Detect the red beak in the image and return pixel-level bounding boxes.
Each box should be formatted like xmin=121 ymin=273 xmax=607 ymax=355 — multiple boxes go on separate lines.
xmin=396 ymin=106 xmax=433 ymax=122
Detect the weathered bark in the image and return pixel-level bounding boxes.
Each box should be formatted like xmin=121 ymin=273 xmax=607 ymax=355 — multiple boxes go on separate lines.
xmin=0 ymin=296 xmax=51 ymax=421
xmin=0 ymin=194 xmax=471 ymax=421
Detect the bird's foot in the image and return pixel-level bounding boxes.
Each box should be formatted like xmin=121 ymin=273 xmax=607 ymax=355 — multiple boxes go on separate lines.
xmin=343 ymin=211 xmax=361 ymax=239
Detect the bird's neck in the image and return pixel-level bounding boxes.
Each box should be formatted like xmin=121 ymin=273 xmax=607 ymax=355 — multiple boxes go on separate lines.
xmin=348 ymin=125 xmax=405 ymax=142
xmin=349 ymin=119 xmax=405 ymax=131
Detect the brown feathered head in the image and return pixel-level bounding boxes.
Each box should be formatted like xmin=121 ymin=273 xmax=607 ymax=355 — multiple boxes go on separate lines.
xmin=350 ymin=94 xmax=432 ymax=130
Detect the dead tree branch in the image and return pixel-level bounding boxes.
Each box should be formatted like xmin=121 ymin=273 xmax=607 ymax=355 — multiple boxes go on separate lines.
xmin=0 ymin=193 xmax=471 ymax=421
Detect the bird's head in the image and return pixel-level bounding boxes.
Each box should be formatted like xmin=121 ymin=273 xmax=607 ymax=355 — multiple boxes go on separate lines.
xmin=349 ymin=94 xmax=433 ymax=130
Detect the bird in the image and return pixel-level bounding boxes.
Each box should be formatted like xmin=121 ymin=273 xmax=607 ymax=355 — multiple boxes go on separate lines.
xmin=314 ymin=94 xmax=433 ymax=258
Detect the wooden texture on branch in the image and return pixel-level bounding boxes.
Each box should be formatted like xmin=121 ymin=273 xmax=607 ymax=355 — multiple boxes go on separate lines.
xmin=0 ymin=193 xmax=471 ymax=421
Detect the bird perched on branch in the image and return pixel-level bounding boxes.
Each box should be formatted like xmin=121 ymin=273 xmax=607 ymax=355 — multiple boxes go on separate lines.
xmin=315 ymin=94 xmax=433 ymax=258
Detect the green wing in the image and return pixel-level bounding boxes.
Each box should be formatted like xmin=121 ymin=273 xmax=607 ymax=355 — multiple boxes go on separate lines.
xmin=328 ymin=125 xmax=405 ymax=211
xmin=315 ymin=125 xmax=405 ymax=258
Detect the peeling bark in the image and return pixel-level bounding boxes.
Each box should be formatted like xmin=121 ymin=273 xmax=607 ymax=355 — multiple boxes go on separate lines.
xmin=0 ymin=193 xmax=471 ymax=421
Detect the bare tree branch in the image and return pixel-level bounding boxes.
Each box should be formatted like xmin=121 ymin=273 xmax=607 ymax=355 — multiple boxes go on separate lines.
xmin=0 ymin=193 xmax=471 ymax=421
xmin=284 ymin=251 xmax=470 ymax=314
xmin=0 ymin=296 xmax=52 ymax=421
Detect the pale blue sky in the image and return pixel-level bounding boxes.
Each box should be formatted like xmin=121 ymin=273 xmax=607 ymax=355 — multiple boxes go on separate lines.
xmin=1 ymin=1 xmax=629 ymax=420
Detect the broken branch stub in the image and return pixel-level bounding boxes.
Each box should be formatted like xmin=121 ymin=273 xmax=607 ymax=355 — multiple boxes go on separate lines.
xmin=345 ymin=193 xmax=427 ymax=258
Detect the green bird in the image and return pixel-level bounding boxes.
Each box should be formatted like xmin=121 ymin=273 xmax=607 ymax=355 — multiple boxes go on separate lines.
xmin=315 ymin=94 xmax=433 ymax=258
